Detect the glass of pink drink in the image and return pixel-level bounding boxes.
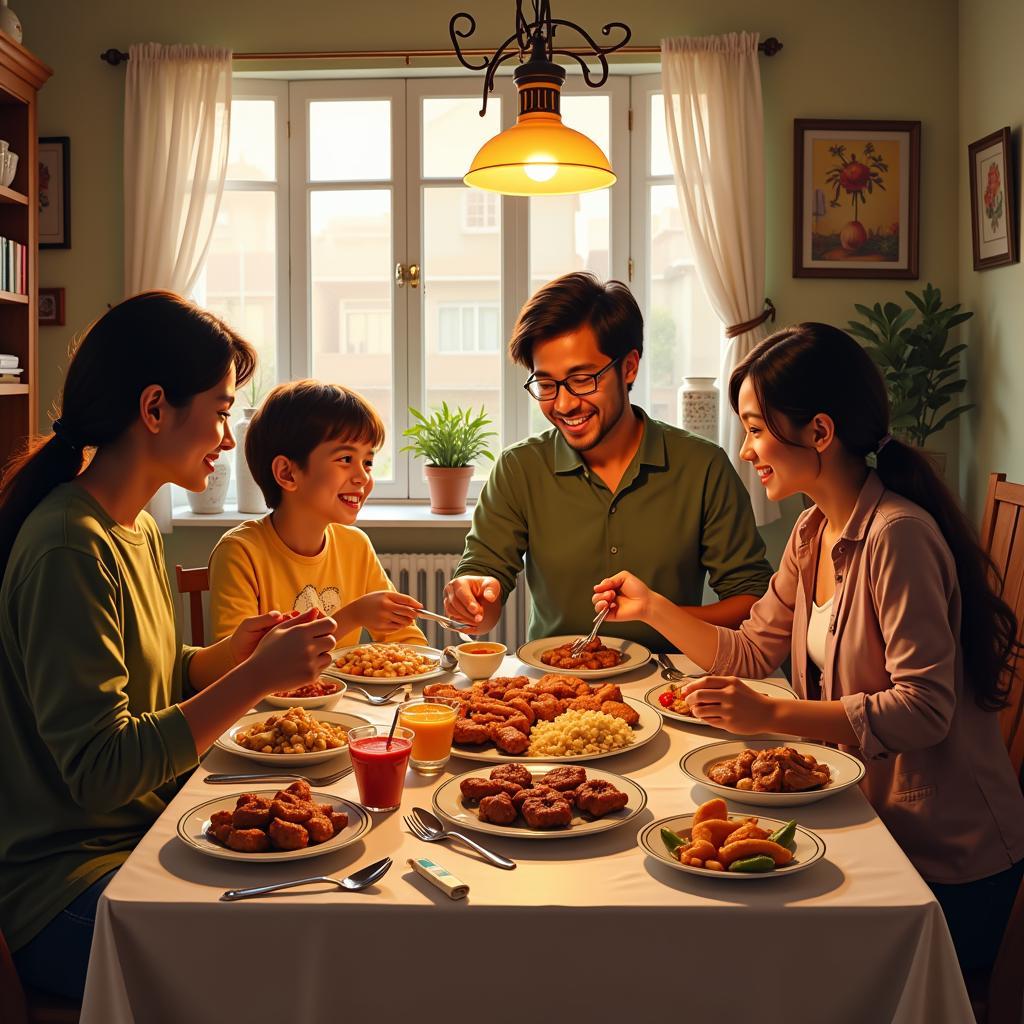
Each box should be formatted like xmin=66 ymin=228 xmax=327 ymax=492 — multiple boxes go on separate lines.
xmin=347 ymin=725 xmax=414 ymax=812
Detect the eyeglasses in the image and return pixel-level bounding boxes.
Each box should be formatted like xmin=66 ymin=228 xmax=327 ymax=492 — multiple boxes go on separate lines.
xmin=524 ymin=357 xmax=622 ymax=401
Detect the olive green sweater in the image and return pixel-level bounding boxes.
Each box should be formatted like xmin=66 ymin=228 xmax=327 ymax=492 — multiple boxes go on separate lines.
xmin=0 ymin=483 xmax=198 ymax=951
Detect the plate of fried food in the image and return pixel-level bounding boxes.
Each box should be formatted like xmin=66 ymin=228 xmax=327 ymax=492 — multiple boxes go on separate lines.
xmin=638 ymin=797 xmax=825 ymax=880
xmin=177 ymin=781 xmax=371 ymax=863
xmin=645 ymin=679 xmax=797 ymax=727
xmin=680 ymin=739 xmax=866 ymax=807
xmin=263 ymin=678 xmax=347 ymax=709
xmin=433 ymin=762 xmax=647 ymax=840
xmin=324 ymin=642 xmax=449 ymax=685
xmin=516 ymin=635 xmax=652 ymax=679
xmin=425 ymin=674 xmax=663 ymax=763
xmin=215 ymin=707 xmax=371 ymax=767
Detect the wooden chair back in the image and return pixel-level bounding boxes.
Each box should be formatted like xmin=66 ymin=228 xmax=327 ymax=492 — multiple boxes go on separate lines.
xmin=174 ymin=564 xmax=210 ymax=648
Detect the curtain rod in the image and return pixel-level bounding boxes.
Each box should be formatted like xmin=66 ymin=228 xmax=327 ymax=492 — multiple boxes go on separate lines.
xmin=99 ymin=38 xmax=783 ymax=66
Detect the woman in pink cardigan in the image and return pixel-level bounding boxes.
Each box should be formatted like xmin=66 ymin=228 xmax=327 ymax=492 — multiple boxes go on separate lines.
xmin=595 ymin=322 xmax=1024 ymax=975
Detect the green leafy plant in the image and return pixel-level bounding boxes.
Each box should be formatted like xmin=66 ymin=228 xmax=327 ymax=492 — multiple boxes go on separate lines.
xmin=244 ymin=364 xmax=269 ymax=409
xmin=847 ymin=283 xmax=973 ymax=447
xmin=400 ymin=402 xmax=497 ymax=467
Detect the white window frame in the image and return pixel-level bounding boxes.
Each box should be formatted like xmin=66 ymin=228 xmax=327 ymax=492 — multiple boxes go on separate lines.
xmin=461 ymin=190 xmax=499 ymax=233
xmin=436 ymin=301 xmax=501 ymax=354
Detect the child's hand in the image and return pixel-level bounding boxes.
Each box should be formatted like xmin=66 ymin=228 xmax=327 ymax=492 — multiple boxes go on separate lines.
xmin=592 ymin=571 xmax=652 ymax=623
xmin=348 ymin=591 xmax=422 ymax=634
xmin=248 ymin=608 xmax=338 ymax=690
xmin=228 ymin=610 xmax=289 ymax=664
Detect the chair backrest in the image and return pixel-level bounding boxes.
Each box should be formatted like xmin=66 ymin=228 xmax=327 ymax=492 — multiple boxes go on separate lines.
xmin=0 ymin=925 xmax=28 ymax=1024
xmin=175 ymin=564 xmax=209 ymax=648
xmin=980 ymin=472 xmax=1024 ymax=781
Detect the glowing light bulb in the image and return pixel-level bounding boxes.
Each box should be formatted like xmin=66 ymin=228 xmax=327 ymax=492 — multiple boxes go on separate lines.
xmin=524 ymin=161 xmax=557 ymax=182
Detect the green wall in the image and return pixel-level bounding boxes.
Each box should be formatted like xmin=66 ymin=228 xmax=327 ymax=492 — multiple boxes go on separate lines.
xmin=958 ymin=0 xmax=1024 ymax=518
xmin=21 ymin=0 xmax=961 ymax=571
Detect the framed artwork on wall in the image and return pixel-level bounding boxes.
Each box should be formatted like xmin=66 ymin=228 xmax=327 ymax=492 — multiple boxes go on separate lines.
xmin=38 ymin=286 xmax=65 ymax=326
xmin=968 ymin=127 xmax=1018 ymax=271
xmin=793 ymin=119 xmax=920 ymax=279
xmin=38 ymin=136 xmax=70 ymax=249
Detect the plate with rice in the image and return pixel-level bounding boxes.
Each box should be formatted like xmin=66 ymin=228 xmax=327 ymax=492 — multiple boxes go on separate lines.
xmin=451 ymin=696 xmax=663 ymax=764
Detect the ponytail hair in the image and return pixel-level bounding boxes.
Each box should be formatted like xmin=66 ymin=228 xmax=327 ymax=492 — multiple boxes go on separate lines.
xmin=0 ymin=291 xmax=256 ymax=580
xmin=730 ymin=322 xmax=1017 ymax=711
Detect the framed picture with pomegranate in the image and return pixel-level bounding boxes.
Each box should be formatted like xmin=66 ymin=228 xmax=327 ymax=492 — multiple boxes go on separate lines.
xmin=968 ymin=127 xmax=1018 ymax=271
xmin=793 ymin=119 xmax=920 ymax=279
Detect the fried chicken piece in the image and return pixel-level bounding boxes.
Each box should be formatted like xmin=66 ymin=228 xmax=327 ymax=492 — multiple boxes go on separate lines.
xmin=270 ymin=798 xmax=316 ymax=823
xmin=283 ymin=780 xmax=312 ymax=802
xmin=306 ymin=814 xmax=335 ymax=844
xmin=529 ymin=694 xmax=563 ymax=721
xmin=234 ymin=792 xmax=261 ymax=808
xmin=460 ymin=777 xmax=506 ymax=801
xmin=593 ymin=683 xmax=623 ymax=703
xmin=575 ymin=780 xmax=629 ymax=817
xmin=707 ymin=757 xmax=749 ymax=786
xmin=209 ymin=822 xmax=233 ymax=845
xmin=478 ymin=793 xmax=518 ymax=825
xmin=520 ymin=794 xmax=573 ymax=828
xmin=329 ymin=811 xmax=350 ymax=833
xmin=453 ymin=718 xmax=491 ymax=744
xmin=490 ymin=724 xmax=530 ymax=755
xmin=511 ymin=785 xmax=565 ymax=811
xmin=529 ymin=674 xmax=582 ymax=699
xmin=268 ymin=817 xmax=309 ymax=851
xmin=600 ymin=700 xmax=639 ymax=726
xmin=540 ymin=766 xmax=587 ymax=791
xmin=567 ymin=694 xmax=603 ymax=712
xmin=489 ymin=763 xmax=533 ymax=788
xmin=226 ymin=827 xmax=270 ymax=853
xmin=210 ymin=810 xmax=233 ymax=830
xmin=232 ymin=801 xmax=272 ymax=829
xmin=750 ymin=757 xmax=783 ymax=792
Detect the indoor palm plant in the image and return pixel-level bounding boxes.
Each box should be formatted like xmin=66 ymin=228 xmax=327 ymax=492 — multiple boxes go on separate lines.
xmin=401 ymin=402 xmax=496 ymax=514
xmin=847 ymin=283 xmax=973 ymax=473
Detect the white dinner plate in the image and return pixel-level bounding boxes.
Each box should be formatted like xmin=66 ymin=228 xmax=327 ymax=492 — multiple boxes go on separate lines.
xmin=516 ymin=635 xmax=652 ymax=679
xmin=433 ymin=763 xmax=647 ymax=840
xmin=638 ymin=811 xmax=826 ymax=881
xmin=215 ymin=709 xmax=371 ymax=767
xmin=645 ymin=679 xmax=798 ymax=728
xmin=323 ymin=643 xmax=449 ymax=685
xmin=680 ymin=738 xmax=866 ymax=807
xmin=263 ymin=679 xmax=347 ymax=710
xmin=451 ymin=695 xmax=663 ymax=764
xmin=177 ymin=790 xmax=371 ymax=864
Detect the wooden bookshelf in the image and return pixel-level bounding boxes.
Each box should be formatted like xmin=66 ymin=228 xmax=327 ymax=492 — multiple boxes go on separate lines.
xmin=0 ymin=37 xmax=50 ymax=469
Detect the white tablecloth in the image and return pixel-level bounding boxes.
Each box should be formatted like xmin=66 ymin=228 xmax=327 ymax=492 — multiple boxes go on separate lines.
xmin=81 ymin=656 xmax=973 ymax=1024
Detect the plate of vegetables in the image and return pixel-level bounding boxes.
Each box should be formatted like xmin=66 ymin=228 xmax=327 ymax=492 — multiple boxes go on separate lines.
xmin=638 ymin=797 xmax=826 ymax=880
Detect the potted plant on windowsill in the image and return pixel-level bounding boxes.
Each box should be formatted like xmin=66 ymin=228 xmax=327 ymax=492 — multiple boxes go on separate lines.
xmin=401 ymin=402 xmax=496 ymax=514
xmin=847 ymin=283 xmax=973 ymax=479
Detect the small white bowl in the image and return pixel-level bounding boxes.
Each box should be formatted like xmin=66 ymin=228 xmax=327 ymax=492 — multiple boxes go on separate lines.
xmin=263 ymin=679 xmax=347 ymax=709
xmin=453 ymin=640 xmax=506 ymax=679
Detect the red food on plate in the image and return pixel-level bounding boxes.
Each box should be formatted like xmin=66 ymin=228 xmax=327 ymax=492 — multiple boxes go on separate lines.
xmin=271 ymin=680 xmax=340 ymax=699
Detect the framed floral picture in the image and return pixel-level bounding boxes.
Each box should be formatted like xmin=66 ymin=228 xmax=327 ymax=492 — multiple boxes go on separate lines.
xmin=793 ymin=119 xmax=920 ymax=278
xmin=968 ymin=127 xmax=1018 ymax=271
xmin=38 ymin=136 xmax=70 ymax=250
xmin=38 ymin=286 xmax=65 ymax=326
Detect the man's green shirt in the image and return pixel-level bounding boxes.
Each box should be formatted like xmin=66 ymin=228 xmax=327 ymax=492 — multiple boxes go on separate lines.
xmin=456 ymin=409 xmax=773 ymax=652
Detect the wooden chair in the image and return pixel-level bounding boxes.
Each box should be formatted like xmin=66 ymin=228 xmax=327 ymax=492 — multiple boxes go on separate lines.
xmin=0 ymin=926 xmax=80 ymax=1024
xmin=175 ymin=564 xmax=210 ymax=647
xmin=978 ymin=471 xmax=1024 ymax=1024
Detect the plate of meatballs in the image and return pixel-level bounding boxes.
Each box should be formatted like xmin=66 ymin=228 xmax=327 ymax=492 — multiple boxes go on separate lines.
xmin=433 ymin=763 xmax=647 ymax=839
xmin=176 ymin=781 xmax=371 ymax=862
xmin=516 ymin=636 xmax=652 ymax=679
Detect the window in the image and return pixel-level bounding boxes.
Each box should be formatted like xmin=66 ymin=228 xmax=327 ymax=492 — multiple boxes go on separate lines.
xmin=179 ymin=73 xmax=720 ymax=509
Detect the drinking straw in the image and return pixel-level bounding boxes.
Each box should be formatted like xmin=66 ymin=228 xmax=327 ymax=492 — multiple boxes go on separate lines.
xmin=385 ymin=693 xmax=407 ymax=749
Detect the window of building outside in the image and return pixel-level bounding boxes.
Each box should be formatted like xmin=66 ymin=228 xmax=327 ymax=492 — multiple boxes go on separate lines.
xmin=183 ymin=74 xmax=720 ymax=508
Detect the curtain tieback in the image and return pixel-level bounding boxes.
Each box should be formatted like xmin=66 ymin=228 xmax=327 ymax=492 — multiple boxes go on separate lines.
xmin=725 ymin=298 xmax=776 ymax=339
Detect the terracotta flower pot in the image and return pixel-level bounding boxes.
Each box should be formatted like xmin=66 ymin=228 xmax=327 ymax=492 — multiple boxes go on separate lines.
xmin=424 ymin=465 xmax=474 ymax=515
xmin=840 ymin=220 xmax=867 ymax=251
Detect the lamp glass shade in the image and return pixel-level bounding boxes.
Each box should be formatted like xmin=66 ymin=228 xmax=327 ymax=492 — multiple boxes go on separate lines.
xmin=464 ymin=115 xmax=615 ymax=196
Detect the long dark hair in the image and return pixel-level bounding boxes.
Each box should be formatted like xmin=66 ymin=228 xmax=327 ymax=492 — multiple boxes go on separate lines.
xmin=730 ymin=322 xmax=1016 ymax=711
xmin=0 ymin=291 xmax=256 ymax=579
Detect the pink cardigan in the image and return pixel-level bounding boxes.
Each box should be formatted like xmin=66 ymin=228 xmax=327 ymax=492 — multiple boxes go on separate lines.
xmin=711 ymin=472 xmax=1024 ymax=884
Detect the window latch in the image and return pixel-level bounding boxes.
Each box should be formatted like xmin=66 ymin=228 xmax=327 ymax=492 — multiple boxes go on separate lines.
xmin=395 ymin=262 xmax=420 ymax=289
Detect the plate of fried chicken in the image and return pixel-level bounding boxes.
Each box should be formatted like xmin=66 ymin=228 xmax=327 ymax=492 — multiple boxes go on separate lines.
xmin=433 ymin=762 xmax=647 ymax=839
xmin=680 ymin=739 xmax=865 ymax=806
xmin=517 ymin=635 xmax=651 ymax=678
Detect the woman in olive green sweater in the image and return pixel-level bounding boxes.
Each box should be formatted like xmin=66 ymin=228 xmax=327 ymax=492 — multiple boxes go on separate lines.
xmin=0 ymin=292 xmax=339 ymax=999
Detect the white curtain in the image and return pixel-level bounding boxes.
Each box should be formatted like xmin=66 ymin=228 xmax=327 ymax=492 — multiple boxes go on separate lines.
xmin=123 ymin=43 xmax=232 ymax=530
xmin=661 ymin=33 xmax=778 ymax=526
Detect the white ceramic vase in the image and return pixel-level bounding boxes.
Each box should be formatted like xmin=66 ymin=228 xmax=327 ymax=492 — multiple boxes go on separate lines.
xmin=233 ymin=407 xmax=267 ymax=514
xmin=187 ymin=458 xmax=231 ymax=514
xmin=678 ymin=376 xmax=719 ymax=442
xmin=0 ymin=1 xmax=22 ymax=43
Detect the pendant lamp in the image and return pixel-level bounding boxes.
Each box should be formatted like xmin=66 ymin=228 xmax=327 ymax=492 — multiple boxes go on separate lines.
xmin=451 ymin=1 xmax=630 ymax=196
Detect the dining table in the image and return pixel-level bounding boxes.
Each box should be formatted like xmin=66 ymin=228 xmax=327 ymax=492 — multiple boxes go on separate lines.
xmin=80 ymin=653 xmax=974 ymax=1024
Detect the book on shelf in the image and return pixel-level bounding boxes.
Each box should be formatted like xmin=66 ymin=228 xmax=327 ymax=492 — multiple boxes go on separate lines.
xmin=0 ymin=237 xmax=26 ymax=295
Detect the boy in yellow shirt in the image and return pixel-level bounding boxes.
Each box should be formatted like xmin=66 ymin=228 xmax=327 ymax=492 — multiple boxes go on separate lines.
xmin=210 ymin=381 xmax=426 ymax=648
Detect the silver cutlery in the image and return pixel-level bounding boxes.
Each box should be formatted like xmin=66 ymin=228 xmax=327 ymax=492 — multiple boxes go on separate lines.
xmin=204 ymin=765 xmax=354 ymax=786
xmin=416 ymin=608 xmax=474 ymax=632
xmin=569 ymin=606 xmax=609 ymax=656
xmin=220 ymin=856 xmax=392 ymax=901
xmin=406 ymin=806 xmax=516 ymax=870
xmin=657 ymin=652 xmax=704 ymax=682
xmin=348 ymin=684 xmax=405 ymax=705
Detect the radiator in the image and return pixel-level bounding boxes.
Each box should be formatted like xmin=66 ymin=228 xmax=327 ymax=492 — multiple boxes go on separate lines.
xmin=378 ymin=552 xmax=528 ymax=651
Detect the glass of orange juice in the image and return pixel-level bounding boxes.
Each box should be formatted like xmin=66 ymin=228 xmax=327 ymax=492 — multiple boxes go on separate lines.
xmin=399 ymin=697 xmax=459 ymax=775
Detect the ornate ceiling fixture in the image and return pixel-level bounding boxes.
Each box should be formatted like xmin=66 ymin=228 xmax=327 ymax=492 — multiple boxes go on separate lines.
xmin=451 ymin=0 xmax=629 ymax=196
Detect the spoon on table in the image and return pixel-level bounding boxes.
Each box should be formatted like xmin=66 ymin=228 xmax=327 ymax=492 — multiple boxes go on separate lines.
xmin=220 ymin=856 xmax=393 ymax=901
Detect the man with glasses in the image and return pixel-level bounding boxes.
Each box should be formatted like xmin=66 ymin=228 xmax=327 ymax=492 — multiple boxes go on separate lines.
xmin=444 ymin=272 xmax=772 ymax=652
